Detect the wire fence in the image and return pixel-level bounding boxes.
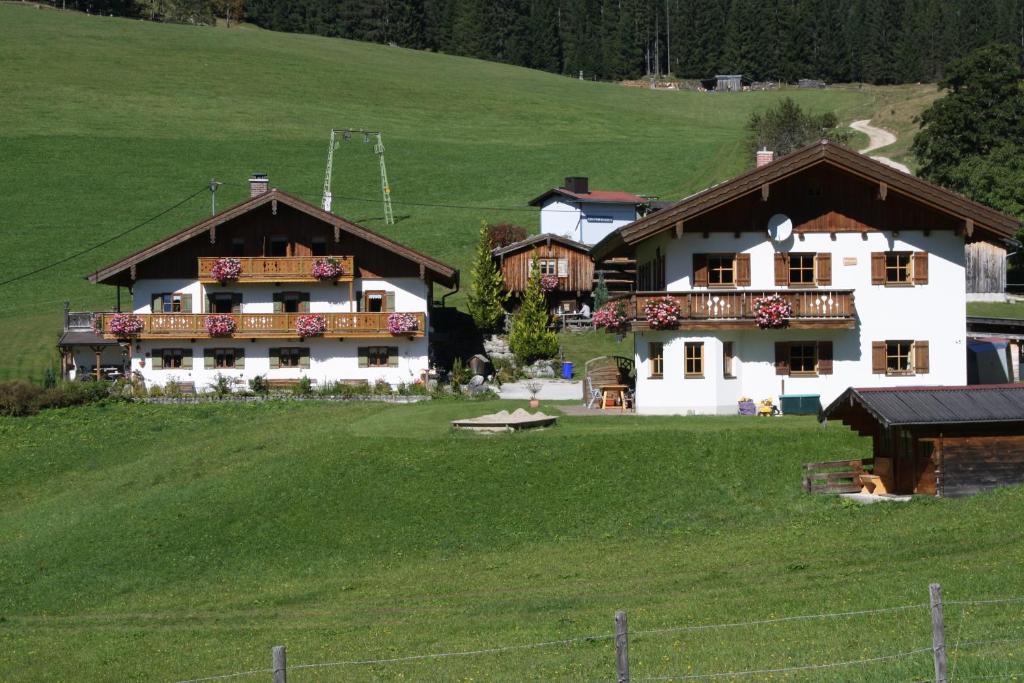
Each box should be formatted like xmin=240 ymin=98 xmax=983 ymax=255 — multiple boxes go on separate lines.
xmin=172 ymin=585 xmax=1024 ymax=683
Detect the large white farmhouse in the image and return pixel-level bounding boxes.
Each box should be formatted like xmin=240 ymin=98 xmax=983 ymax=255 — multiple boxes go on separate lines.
xmin=59 ymin=175 xmax=458 ymax=391
xmin=529 ymin=176 xmax=648 ymax=246
xmin=591 ymin=141 xmax=1020 ymax=415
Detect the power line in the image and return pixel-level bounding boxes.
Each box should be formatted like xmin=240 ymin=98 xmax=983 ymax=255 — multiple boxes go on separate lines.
xmin=0 ymin=186 xmax=208 ymax=289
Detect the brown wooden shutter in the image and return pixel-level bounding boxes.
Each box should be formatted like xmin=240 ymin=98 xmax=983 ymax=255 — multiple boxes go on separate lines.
xmin=152 ymin=293 xmax=162 ymax=313
xmin=872 ymin=341 xmax=886 ymax=373
xmin=299 ymin=293 xmax=311 ymax=313
xmin=299 ymin=347 xmax=310 ymax=369
xmin=693 ymin=254 xmax=708 ymax=287
xmin=204 ymin=348 xmax=215 ymax=369
xmin=871 ymin=253 xmax=885 ymax=285
xmin=913 ymin=252 xmax=929 ymax=285
xmin=181 ymin=294 xmax=192 ymax=313
xmin=816 ymin=253 xmax=832 ymax=286
xmin=388 ymin=346 xmax=400 ymax=367
xmin=817 ymin=341 xmax=833 ymax=375
xmin=151 ymin=350 xmax=163 ymax=370
xmin=914 ymin=340 xmax=930 ymax=374
xmin=234 ymin=348 xmax=245 ymax=369
xmin=231 ymin=293 xmax=242 ymax=313
xmin=385 ymin=292 xmax=396 ymax=312
xmin=358 ymin=347 xmax=369 ymax=368
xmin=775 ymin=342 xmax=790 ymax=376
xmin=355 ymin=291 xmax=363 ymax=312
xmin=272 ymin=293 xmax=283 ymax=313
xmin=269 ymin=348 xmax=280 ymax=369
xmin=181 ymin=349 xmax=192 ymax=370
xmin=774 ymin=253 xmax=788 ymax=286
xmin=735 ymin=253 xmax=751 ymax=286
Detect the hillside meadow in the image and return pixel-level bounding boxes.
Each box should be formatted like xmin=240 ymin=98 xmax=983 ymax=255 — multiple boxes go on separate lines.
xmin=0 ymin=5 xmax=933 ymax=381
xmin=1 ymin=400 xmax=1023 ymax=681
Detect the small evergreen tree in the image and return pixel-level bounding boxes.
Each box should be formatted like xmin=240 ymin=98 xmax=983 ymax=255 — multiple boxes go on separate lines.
xmin=592 ymin=272 xmax=609 ymax=311
xmin=509 ymin=255 xmax=559 ymax=364
xmin=467 ymin=221 xmax=508 ymax=332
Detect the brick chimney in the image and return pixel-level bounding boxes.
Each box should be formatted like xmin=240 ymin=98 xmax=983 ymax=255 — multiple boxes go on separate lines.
xmin=756 ymin=149 xmax=775 ymax=168
xmin=249 ymin=173 xmax=269 ymax=197
xmin=563 ymin=176 xmax=589 ymax=194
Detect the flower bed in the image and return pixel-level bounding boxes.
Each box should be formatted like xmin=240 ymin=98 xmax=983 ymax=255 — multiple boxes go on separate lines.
xmin=387 ymin=312 xmax=419 ymax=335
xmin=210 ymin=257 xmax=242 ymax=283
xmin=593 ymin=302 xmax=629 ymax=333
xmin=540 ymin=274 xmax=559 ymax=293
xmin=295 ymin=313 xmax=327 ymax=337
xmin=752 ymin=294 xmax=792 ymax=329
xmin=311 ymin=257 xmax=344 ymax=280
xmin=107 ymin=313 xmax=145 ymax=336
xmin=644 ymin=295 xmax=681 ymax=330
xmin=204 ymin=314 xmax=236 ymax=336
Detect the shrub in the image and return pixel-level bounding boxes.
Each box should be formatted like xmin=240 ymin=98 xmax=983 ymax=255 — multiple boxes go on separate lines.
xmin=450 ymin=357 xmax=473 ymax=385
xmin=508 ymin=254 xmax=559 ymax=364
xmin=42 ymin=367 xmax=57 ymax=389
xmin=208 ymin=373 xmax=234 ymax=398
xmin=292 ymin=376 xmax=313 ymax=396
xmin=248 ymin=375 xmax=269 ymax=394
xmin=372 ymin=378 xmax=392 ymax=395
xmin=0 ymin=381 xmax=43 ymax=416
xmin=37 ymin=381 xmax=111 ymax=410
xmin=165 ymin=377 xmax=183 ymax=398
xmin=148 ymin=384 xmax=164 ymax=398
xmin=486 ymin=222 xmax=527 ymax=248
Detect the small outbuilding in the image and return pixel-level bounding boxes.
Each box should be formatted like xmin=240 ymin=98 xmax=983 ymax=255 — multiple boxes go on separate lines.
xmin=821 ymin=385 xmax=1024 ymax=497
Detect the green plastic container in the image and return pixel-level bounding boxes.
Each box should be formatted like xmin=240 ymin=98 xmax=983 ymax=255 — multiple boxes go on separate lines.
xmin=779 ymin=394 xmax=821 ymax=415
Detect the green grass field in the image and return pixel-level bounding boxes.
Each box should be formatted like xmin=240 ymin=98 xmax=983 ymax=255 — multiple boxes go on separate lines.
xmin=968 ymin=300 xmax=1024 ymax=319
xmin=0 ymin=5 xmax=903 ymax=381
xmin=1 ymin=400 xmax=1023 ymax=681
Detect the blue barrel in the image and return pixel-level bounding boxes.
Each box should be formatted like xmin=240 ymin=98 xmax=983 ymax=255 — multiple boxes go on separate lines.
xmin=561 ymin=361 xmax=574 ymax=379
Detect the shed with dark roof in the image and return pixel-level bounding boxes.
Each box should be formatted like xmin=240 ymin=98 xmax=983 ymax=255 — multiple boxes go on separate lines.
xmin=822 ymin=385 xmax=1024 ymax=497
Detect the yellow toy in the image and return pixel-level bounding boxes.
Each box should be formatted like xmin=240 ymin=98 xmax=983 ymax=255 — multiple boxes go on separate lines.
xmin=757 ymin=398 xmax=779 ymax=416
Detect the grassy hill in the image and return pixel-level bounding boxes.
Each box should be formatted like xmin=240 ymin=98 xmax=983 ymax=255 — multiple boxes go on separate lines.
xmin=1 ymin=400 xmax=1023 ymax=680
xmin=0 ymin=5 xmax=892 ymax=381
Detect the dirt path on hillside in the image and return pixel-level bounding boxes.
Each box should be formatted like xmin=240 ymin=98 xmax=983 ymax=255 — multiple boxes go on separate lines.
xmin=849 ymin=119 xmax=912 ymax=174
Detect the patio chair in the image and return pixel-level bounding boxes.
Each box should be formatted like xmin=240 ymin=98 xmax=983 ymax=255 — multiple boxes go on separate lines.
xmin=585 ymin=376 xmax=602 ymax=409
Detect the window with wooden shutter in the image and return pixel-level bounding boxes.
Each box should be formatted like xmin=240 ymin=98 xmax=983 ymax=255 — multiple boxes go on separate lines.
xmin=181 ymin=293 xmax=193 ymax=313
xmin=299 ymin=347 xmax=311 ymax=369
xmin=789 ymin=253 xmax=815 ymax=285
xmin=204 ymin=348 xmax=215 ymax=369
xmin=151 ymin=350 xmax=163 ymax=370
xmin=151 ymin=293 xmax=162 ymax=313
xmin=358 ymin=347 xmax=369 ymax=368
xmin=231 ymin=293 xmax=242 ymax=313
xmin=913 ymin=252 xmax=929 ymax=284
xmin=269 ymin=348 xmax=281 ymax=369
xmin=234 ymin=348 xmax=245 ymax=369
xmin=872 ymin=341 xmax=886 ymax=373
xmin=735 ymin=253 xmax=751 ymax=286
xmin=871 ymin=253 xmax=886 ymax=285
xmin=388 ymin=346 xmax=399 ymax=368
xmin=385 ymin=292 xmax=396 ymax=312
xmin=774 ymin=342 xmax=790 ymax=376
xmin=272 ymin=292 xmax=284 ymax=314
xmin=789 ymin=342 xmax=818 ymax=375
xmin=557 ymin=258 xmax=568 ymax=277
xmin=815 ymin=253 xmax=832 ymax=286
xmin=181 ymin=349 xmax=192 ymax=369
xmin=774 ymin=253 xmax=789 ymax=286
xmin=707 ymin=254 xmax=736 ymax=286
xmin=914 ymin=340 xmax=929 ymax=374
xmin=693 ymin=254 xmax=708 ymax=287
xmin=818 ymin=341 xmax=833 ymax=375
xmin=299 ymin=292 xmax=310 ymax=313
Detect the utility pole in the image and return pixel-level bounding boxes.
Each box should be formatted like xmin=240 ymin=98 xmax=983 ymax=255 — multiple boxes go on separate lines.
xmin=666 ymin=0 xmax=671 ymax=76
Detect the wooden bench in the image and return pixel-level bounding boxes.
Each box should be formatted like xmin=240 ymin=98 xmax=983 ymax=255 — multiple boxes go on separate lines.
xmin=266 ymin=378 xmax=319 ymax=390
xmin=167 ymin=381 xmax=196 ymax=395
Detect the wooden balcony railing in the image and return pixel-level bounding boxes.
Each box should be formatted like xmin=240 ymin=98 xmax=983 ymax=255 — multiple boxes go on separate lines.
xmin=620 ymin=290 xmax=856 ymax=330
xmin=96 ymin=311 xmax=425 ymax=340
xmin=197 ymin=256 xmax=355 ymax=283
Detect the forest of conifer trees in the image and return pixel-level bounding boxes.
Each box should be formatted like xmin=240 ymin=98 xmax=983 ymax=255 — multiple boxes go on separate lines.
xmin=55 ymin=0 xmax=1024 ymax=84
xmin=241 ymin=0 xmax=1024 ymax=84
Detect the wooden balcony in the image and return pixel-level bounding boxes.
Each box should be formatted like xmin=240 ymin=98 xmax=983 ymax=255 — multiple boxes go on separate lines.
xmin=621 ymin=290 xmax=857 ymax=330
xmin=197 ymin=256 xmax=355 ymax=284
xmin=96 ymin=311 xmax=425 ymax=340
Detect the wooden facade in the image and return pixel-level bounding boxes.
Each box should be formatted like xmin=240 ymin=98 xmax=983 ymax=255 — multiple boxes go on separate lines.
xmin=95 ymin=311 xmax=425 ymax=340
xmin=621 ymin=289 xmax=856 ymax=330
xmin=495 ymin=240 xmax=594 ymax=295
xmin=965 ymin=241 xmax=1007 ymax=295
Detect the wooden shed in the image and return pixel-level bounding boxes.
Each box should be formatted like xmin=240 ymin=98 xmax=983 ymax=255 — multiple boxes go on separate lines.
xmin=492 ymin=234 xmax=595 ymax=314
xmin=821 ymin=385 xmax=1024 ymax=497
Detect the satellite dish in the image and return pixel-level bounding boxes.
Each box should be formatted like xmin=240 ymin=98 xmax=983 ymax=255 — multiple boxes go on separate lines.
xmin=767 ymin=213 xmax=793 ymax=242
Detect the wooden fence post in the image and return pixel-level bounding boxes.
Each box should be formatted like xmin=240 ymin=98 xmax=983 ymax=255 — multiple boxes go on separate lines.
xmin=615 ymin=610 xmax=629 ymax=683
xmin=272 ymin=645 xmax=287 ymax=683
xmin=930 ymin=584 xmax=947 ymax=683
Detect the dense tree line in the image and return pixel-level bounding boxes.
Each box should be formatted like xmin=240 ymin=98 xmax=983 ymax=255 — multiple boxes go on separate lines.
xmin=54 ymin=0 xmax=1024 ymax=83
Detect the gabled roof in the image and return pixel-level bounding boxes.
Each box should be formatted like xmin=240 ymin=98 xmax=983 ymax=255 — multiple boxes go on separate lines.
xmin=528 ymin=187 xmax=647 ymax=207
xmin=823 ymin=385 xmax=1024 ymax=431
xmin=592 ymin=140 xmax=1021 ymax=260
xmin=491 ymin=233 xmax=591 ymax=258
xmin=88 ymin=189 xmax=458 ymax=288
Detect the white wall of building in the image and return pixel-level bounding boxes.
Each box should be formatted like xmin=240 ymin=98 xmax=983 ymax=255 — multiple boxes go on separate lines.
xmin=632 ymin=229 xmax=968 ymax=414
xmin=539 ymin=197 xmax=639 ymax=245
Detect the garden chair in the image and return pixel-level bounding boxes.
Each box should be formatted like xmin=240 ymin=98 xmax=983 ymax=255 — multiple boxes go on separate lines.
xmin=585 ymin=376 xmax=602 ymax=409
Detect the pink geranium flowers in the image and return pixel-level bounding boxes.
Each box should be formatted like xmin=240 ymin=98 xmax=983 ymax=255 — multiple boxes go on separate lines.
xmin=643 ymin=295 xmax=681 ymax=330
xmin=752 ymin=294 xmax=792 ymax=329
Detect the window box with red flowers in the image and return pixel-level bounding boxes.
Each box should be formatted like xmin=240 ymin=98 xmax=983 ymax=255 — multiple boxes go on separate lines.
xmin=540 ymin=274 xmax=559 ymax=293
xmin=210 ymin=257 xmax=242 ymax=284
xmin=644 ymin=296 xmax=681 ymax=330
xmin=752 ymin=294 xmax=792 ymax=329
xmin=204 ymin=314 xmax=237 ymax=336
xmin=312 ymin=257 xmax=344 ymax=280
xmin=295 ymin=313 xmax=327 ymax=338
xmin=387 ymin=312 xmax=418 ymax=335
xmin=593 ymin=302 xmax=629 ymax=333
xmin=108 ymin=313 xmax=145 ymax=337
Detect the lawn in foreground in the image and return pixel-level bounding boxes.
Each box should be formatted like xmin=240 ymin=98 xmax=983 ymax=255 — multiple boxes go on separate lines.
xmin=1 ymin=400 xmax=1022 ymax=681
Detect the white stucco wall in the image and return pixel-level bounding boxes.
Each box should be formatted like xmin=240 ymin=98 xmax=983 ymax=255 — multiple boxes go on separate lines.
xmin=539 ymin=198 xmax=639 ymax=245
xmin=632 ymin=229 xmax=968 ymax=414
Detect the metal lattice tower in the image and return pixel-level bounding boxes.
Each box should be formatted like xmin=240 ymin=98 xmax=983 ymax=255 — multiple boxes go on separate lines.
xmin=321 ymin=128 xmax=395 ymax=225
